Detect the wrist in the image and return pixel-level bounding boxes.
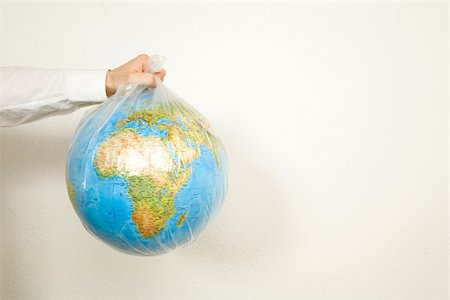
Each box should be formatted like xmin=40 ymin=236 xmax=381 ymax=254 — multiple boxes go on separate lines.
xmin=105 ymin=70 xmax=116 ymax=97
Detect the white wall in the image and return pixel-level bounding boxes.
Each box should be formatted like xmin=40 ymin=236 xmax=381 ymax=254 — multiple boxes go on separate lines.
xmin=0 ymin=3 xmax=447 ymax=300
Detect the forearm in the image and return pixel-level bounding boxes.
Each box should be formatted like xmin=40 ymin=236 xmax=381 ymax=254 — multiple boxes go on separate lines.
xmin=0 ymin=67 xmax=108 ymax=127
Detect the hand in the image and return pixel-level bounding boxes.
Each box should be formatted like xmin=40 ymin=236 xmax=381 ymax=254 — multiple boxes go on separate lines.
xmin=105 ymin=54 xmax=166 ymax=97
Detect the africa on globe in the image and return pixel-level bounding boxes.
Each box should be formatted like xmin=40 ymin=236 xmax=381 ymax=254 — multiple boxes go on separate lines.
xmin=66 ymin=83 xmax=228 ymax=256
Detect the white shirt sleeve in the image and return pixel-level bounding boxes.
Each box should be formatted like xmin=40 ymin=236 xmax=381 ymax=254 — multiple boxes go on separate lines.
xmin=0 ymin=67 xmax=109 ymax=127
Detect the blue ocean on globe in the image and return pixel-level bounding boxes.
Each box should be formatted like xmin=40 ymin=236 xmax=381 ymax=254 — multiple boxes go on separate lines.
xmin=66 ymin=88 xmax=228 ymax=256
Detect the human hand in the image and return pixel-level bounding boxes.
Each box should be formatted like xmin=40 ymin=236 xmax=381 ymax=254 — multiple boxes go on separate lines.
xmin=105 ymin=54 xmax=166 ymax=97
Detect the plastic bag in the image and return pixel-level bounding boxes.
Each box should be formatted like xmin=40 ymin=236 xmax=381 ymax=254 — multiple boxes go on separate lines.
xmin=66 ymin=56 xmax=228 ymax=256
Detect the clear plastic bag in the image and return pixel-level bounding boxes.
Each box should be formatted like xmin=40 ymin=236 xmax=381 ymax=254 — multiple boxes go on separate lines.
xmin=66 ymin=56 xmax=228 ymax=256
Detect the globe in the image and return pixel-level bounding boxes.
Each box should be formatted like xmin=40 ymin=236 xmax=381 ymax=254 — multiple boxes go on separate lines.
xmin=66 ymin=87 xmax=228 ymax=256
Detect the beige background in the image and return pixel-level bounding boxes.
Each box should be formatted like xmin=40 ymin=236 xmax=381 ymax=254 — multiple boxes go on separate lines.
xmin=0 ymin=3 xmax=447 ymax=300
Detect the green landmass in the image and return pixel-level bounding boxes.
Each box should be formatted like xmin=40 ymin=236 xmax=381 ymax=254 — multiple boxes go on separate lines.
xmin=176 ymin=210 xmax=189 ymax=227
xmin=94 ymin=102 xmax=220 ymax=238
xmin=121 ymin=104 xmax=221 ymax=167
xmin=66 ymin=179 xmax=76 ymax=209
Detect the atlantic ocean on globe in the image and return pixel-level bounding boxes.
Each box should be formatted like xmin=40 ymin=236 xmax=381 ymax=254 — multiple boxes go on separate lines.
xmin=66 ymin=86 xmax=228 ymax=256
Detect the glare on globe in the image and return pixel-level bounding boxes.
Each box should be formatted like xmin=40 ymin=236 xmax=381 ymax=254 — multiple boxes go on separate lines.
xmin=66 ymin=87 xmax=228 ymax=256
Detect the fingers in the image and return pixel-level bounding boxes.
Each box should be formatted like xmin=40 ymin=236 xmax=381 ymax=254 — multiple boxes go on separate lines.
xmin=154 ymin=69 xmax=166 ymax=81
xmin=106 ymin=55 xmax=167 ymax=96
xmin=135 ymin=54 xmax=150 ymax=62
xmin=115 ymin=54 xmax=148 ymax=72
xmin=129 ymin=69 xmax=166 ymax=88
xmin=130 ymin=54 xmax=150 ymax=72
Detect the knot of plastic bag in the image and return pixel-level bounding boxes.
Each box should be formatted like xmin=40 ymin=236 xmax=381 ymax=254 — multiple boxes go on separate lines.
xmin=112 ymin=55 xmax=165 ymax=100
xmin=145 ymin=55 xmax=166 ymax=74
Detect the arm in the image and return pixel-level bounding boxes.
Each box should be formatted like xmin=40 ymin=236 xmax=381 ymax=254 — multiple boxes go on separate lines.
xmin=0 ymin=54 xmax=165 ymax=127
xmin=0 ymin=67 xmax=108 ymax=127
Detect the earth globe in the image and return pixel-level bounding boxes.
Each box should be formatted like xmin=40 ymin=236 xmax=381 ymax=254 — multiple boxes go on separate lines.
xmin=66 ymin=80 xmax=228 ymax=256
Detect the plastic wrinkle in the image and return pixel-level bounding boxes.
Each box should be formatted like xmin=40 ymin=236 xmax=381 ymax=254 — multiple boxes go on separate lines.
xmin=65 ymin=55 xmax=228 ymax=256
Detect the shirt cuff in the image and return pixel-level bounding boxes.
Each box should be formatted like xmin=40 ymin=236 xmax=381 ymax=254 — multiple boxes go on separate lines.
xmin=65 ymin=70 xmax=108 ymax=102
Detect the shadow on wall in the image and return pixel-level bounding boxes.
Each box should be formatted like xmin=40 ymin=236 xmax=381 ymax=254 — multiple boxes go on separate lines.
xmin=0 ymin=124 xmax=292 ymax=296
xmin=178 ymin=130 xmax=291 ymax=276
xmin=0 ymin=125 xmax=74 ymax=298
